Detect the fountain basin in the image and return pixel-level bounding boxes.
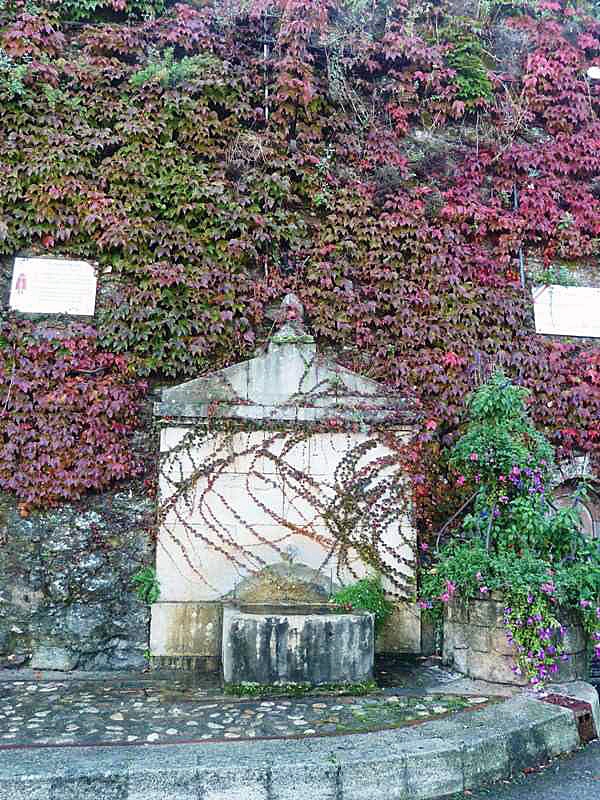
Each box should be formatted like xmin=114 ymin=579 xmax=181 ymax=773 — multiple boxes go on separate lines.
xmin=222 ymin=602 xmax=374 ymax=685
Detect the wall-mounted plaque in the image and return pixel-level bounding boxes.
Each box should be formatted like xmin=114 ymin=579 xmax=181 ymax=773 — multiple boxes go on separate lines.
xmin=532 ymin=285 xmax=600 ymax=338
xmin=9 ymin=257 xmax=97 ymax=316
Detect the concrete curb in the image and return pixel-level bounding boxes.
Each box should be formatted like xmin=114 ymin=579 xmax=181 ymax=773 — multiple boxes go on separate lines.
xmin=0 ymin=686 xmax=594 ymax=800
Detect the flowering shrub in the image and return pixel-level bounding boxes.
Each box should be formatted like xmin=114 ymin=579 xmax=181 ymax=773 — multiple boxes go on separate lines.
xmin=420 ymin=371 xmax=600 ymax=686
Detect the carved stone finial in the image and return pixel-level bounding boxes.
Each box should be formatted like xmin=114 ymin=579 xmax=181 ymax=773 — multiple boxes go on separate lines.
xmin=280 ymin=293 xmax=304 ymax=323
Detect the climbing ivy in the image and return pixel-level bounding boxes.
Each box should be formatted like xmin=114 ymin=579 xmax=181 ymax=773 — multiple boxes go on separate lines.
xmin=0 ymin=320 xmax=146 ymax=511
xmin=0 ymin=0 xmax=598 ymax=535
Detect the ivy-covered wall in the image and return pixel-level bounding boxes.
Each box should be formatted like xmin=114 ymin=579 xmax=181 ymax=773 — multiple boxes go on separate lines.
xmin=1 ymin=0 xmax=600 ymax=667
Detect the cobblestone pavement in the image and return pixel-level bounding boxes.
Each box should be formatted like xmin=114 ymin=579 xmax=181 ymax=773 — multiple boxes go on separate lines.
xmin=0 ymin=663 xmax=498 ymax=749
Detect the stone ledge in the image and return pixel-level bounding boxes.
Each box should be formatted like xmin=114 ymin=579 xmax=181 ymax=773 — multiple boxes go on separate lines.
xmin=0 ymin=687 xmax=592 ymax=800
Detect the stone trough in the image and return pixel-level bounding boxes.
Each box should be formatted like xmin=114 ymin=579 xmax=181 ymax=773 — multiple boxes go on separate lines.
xmin=222 ymin=602 xmax=374 ymax=685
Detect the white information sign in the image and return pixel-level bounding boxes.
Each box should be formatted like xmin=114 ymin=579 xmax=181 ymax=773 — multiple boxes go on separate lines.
xmin=532 ymin=285 xmax=600 ymax=338
xmin=9 ymin=257 xmax=97 ymax=316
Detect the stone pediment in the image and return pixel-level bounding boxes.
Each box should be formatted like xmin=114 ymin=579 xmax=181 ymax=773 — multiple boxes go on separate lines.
xmin=155 ymin=299 xmax=414 ymax=425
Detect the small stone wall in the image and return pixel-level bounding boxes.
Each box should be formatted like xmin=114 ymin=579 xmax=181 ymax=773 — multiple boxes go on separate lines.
xmin=0 ymin=489 xmax=154 ymax=671
xmin=443 ymin=598 xmax=588 ymax=686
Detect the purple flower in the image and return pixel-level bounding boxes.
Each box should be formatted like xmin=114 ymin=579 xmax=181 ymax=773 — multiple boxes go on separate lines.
xmin=580 ymin=599 xmax=592 ymax=609
xmin=479 ymin=586 xmax=490 ymax=595
xmin=527 ymin=593 xmax=534 ymax=604
xmin=541 ymin=582 xmax=555 ymax=595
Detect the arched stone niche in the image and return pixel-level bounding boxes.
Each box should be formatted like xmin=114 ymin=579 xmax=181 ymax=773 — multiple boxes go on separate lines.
xmin=149 ymin=297 xmax=422 ymax=671
xmin=551 ymin=456 xmax=600 ymax=540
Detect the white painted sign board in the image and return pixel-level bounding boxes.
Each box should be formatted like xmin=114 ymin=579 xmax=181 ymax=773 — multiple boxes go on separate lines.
xmin=9 ymin=257 xmax=97 ymax=316
xmin=532 ymin=285 xmax=600 ymax=338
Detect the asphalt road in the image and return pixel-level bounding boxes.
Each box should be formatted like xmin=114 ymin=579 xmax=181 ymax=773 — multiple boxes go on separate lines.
xmin=452 ymin=739 xmax=600 ymax=799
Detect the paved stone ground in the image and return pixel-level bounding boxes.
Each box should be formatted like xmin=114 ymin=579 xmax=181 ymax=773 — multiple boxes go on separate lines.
xmin=0 ymin=660 xmax=499 ymax=749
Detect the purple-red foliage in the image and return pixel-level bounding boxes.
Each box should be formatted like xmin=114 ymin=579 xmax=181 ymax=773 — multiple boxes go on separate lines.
xmin=0 ymin=321 xmax=146 ymax=511
xmin=1 ymin=0 xmax=600 ymax=527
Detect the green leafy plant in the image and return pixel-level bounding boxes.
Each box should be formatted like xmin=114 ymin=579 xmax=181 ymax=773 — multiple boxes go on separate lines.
xmin=445 ymin=27 xmax=494 ymax=105
xmin=0 ymin=47 xmax=27 ymax=97
xmin=531 ymin=265 xmax=579 ymax=286
xmin=331 ymin=575 xmax=393 ymax=633
xmin=132 ymin=566 xmax=160 ymax=604
xmin=58 ymin=0 xmax=165 ymax=21
xmin=224 ymin=680 xmax=378 ymax=698
xmin=420 ymin=371 xmax=600 ymax=686
xmin=130 ymin=48 xmax=222 ymax=88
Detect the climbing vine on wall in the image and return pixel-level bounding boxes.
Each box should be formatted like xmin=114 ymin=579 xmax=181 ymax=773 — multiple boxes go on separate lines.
xmin=0 ymin=320 xmax=146 ymax=511
xmin=157 ymin=420 xmax=416 ymax=598
xmin=0 ymin=0 xmax=599 ymax=537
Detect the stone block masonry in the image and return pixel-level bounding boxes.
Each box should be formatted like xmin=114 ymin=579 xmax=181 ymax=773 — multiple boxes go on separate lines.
xmin=443 ymin=598 xmax=588 ymax=686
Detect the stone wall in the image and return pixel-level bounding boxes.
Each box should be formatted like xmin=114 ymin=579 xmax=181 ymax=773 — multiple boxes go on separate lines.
xmin=443 ymin=598 xmax=588 ymax=686
xmin=0 ymin=488 xmax=154 ymax=671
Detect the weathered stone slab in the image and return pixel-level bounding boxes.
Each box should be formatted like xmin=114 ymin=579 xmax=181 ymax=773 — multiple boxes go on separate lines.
xmin=0 ymin=489 xmax=153 ymax=671
xmin=376 ymin=602 xmax=422 ymax=654
xmin=468 ymin=598 xmax=503 ymax=627
xmin=30 ymin=645 xmax=78 ymax=672
xmin=150 ymin=602 xmax=221 ymax=658
xmin=222 ymin=604 xmax=374 ymax=685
